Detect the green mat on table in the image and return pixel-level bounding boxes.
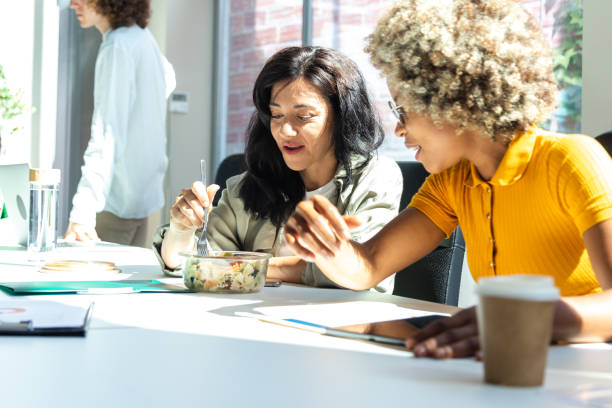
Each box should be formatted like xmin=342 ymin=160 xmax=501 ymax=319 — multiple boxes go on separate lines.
xmin=0 ymin=280 xmax=193 ymax=295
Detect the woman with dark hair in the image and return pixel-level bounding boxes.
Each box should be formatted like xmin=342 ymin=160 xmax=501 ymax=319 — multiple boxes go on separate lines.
xmin=65 ymin=0 xmax=175 ymax=246
xmin=157 ymin=46 xmax=402 ymax=291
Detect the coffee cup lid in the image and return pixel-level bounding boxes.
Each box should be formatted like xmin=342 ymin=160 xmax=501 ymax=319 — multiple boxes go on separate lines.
xmin=476 ymin=274 xmax=560 ymax=301
xmin=29 ymin=168 xmax=61 ymax=184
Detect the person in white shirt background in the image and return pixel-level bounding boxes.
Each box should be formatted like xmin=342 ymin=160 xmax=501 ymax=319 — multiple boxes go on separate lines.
xmin=64 ymin=0 xmax=175 ymax=246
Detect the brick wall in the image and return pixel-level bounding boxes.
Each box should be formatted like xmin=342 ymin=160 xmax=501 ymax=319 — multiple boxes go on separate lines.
xmin=226 ymin=1 xmax=302 ymax=155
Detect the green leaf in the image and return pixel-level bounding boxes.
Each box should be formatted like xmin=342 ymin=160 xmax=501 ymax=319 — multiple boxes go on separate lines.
xmin=0 ymin=63 xmax=25 ymax=124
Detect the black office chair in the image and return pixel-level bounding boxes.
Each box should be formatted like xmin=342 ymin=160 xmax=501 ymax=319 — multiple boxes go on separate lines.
xmin=213 ymin=154 xmax=247 ymax=206
xmin=392 ymin=161 xmax=465 ymax=306
xmin=595 ymin=131 xmax=612 ymax=157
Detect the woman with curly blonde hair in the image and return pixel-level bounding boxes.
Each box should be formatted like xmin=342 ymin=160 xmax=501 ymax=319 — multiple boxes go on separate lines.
xmin=284 ymin=0 xmax=612 ymax=358
xmin=65 ymin=0 xmax=175 ymax=246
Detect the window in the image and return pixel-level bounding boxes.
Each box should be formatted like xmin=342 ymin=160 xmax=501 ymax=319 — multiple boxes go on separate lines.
xmin=0 ymin=2 xmax=35 ymax=164
xmin=0 ymin=1 xmax=60 ymax=167
xmin=219 ymin=0 xmax=583 ymax=160
xmin=312 ymin=0 xmax=412 ymax=160
xmin=522 ymin=0 xmax=582 ymax=133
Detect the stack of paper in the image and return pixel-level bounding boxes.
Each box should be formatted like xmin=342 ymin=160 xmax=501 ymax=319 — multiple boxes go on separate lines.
xmin=254 ymin=301 xmax=447 ymax=327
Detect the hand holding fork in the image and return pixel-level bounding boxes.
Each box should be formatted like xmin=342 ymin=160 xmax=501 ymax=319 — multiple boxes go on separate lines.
xmin=196 ymin=159 xmax=210 ymax=256
xmin=168 ymin=159 xmax=219 ymax=243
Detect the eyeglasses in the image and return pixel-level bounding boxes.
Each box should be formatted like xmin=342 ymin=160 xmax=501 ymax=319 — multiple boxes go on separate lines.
xmin=388 ymin=100 xmax=407 ymax=126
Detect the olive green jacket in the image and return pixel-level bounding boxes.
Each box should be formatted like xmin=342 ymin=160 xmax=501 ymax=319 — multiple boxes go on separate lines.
xmin=153 ymin=154 xmax=402 ymax=293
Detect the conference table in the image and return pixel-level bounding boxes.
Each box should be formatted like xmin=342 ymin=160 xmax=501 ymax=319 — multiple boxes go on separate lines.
xmin=0 ymin=243 xmax=611 ymax=408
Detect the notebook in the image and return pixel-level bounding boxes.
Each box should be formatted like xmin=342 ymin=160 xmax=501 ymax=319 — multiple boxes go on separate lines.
xmin=0 ymin=300 xmax=93 ymax=336
xmin=0 ymin=163 xmax=29 ymax=247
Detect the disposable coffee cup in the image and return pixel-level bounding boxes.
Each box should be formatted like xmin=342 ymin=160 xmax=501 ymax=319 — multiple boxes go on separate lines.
xmin=476 ymin=275 xmax=559 ymax=387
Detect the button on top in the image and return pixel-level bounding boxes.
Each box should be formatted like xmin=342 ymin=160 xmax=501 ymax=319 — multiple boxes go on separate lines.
xmin=486 ymin=213 xmax=491 ymax=220
xmin=486 ymin=188 xmax=491 ymax=193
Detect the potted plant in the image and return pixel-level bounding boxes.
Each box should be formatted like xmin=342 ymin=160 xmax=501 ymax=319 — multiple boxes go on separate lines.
xmin=0 ymin=63 xmax=25 ymax=156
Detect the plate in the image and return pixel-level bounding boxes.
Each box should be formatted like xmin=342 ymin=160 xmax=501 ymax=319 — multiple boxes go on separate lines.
xmin=39 ymin=260 xmax=121 ymax=274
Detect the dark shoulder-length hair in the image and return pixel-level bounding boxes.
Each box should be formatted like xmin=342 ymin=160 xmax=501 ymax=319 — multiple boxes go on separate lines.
xmin=239 ymin=46 xmax=384 ymax=227
xmin=91 ymin=0 xmax=150 ymax=29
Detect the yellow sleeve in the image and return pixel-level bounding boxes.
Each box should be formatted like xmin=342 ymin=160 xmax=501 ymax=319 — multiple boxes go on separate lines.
xmin=409 ymin=170 xmax=459 ymax=238
xmin=552 ymin=135 xmax=612 ymax=233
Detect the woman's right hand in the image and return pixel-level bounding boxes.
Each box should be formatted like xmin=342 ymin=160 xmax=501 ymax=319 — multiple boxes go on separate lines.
xmin=170 ymin=182 xmax=220 ymax=232
xmin=284 ymin=194 xmax=361 ymax=262
xmin=284 ymin=194 xmax=374 ymax=290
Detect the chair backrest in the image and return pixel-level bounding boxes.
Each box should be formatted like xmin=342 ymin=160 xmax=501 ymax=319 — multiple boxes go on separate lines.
xmin=595 ymin=131 xmax=612 ymax=157
xmin=393 ymin=161 xmax=465 ymax=306
xmin=213 ymin=154 xmax=247 ymax=206
xmin=398 ymin=161 xmax=429 ymax=209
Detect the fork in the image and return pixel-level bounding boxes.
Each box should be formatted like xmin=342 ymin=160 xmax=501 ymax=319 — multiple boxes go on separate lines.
xmin=196 ymin=159 xmax=210 ymax=256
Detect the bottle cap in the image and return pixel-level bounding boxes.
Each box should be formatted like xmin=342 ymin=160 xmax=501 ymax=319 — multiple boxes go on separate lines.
xmin=29 ymin=168 xmax=61 ymax=185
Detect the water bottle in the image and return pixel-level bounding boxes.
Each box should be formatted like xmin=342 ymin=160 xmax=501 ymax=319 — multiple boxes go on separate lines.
xmin=27 ymin=168 xmax=61 ymax=253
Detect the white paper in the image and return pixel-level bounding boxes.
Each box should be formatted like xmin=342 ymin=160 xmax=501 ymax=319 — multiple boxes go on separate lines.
xmin=0 ymin=300 xmax=91 ymax=329
xmin=254 ymin=301 xmax=448 ymax=328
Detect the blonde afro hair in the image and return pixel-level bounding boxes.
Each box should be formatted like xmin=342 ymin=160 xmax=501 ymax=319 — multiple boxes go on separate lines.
xmin=365 ymin=0 xmax=559 ymax=143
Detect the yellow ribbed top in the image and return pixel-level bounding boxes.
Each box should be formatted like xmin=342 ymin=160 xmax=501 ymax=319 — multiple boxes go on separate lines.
xmin=410 ymin=127 xmax=612 ymax=296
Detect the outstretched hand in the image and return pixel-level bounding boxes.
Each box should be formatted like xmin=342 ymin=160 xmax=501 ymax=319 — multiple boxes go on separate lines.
xmin=284 ymin=194 xmax=361 ymax=262
xmin=405 ymin=306 xmax=482 ymax=359
xmin=64 ymin=222 xmax=100 ymax=242
xmin=170 ymin=182 xmax=220 ymax=232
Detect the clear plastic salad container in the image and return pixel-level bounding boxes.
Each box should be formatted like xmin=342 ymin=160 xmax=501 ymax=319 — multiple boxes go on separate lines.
xmin=179 ymin=251 xmax=271 ymax=293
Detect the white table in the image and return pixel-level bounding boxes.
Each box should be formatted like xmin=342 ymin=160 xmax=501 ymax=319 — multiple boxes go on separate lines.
xmin=1 ymin=244 xmax=611 ymax=408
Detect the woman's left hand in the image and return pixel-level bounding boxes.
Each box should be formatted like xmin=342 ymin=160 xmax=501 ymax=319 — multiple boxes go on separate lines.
xmin=404 ymin=306 xmax=482 ymax=359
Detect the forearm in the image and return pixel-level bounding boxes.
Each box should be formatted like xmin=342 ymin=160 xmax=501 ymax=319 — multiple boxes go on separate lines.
xmin=311 ymin=240 xmax=380 ymax=290
xmin=161 ymin=226 xmax=196 ymax=269
xmin=312 ymin=209 xmax=445 ymax=290
xmin=553 ymin=289 xmax=612 ymax=343
xmin=267 ymin=256 xmax=306 ymax=283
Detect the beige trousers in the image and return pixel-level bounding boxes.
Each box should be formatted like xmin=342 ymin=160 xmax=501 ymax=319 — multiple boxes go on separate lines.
xmin=96 ymin=210 xmax=158 ymax=248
